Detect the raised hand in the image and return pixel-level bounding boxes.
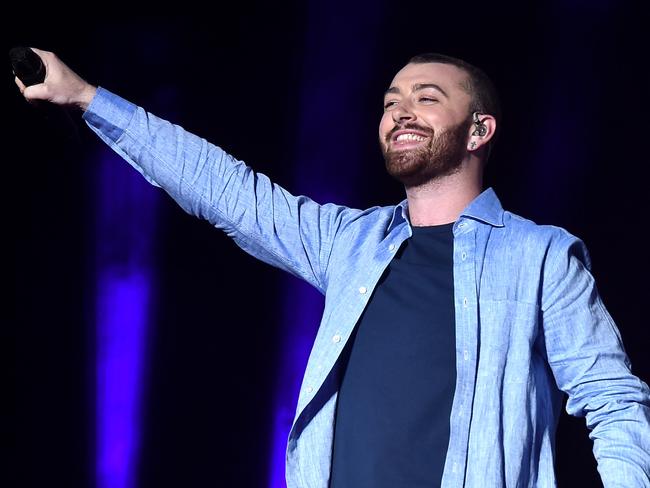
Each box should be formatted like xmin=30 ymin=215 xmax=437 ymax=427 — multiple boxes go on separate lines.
xmin=13 ymin=48 xmax=97 ymax=111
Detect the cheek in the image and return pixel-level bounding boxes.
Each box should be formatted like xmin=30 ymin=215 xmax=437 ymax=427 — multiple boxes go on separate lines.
xmin=379 ymin=114 xmax=392 ymax=140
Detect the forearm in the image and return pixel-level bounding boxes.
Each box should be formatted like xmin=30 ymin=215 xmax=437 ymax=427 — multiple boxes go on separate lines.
xmin=564 ymin=355 xmax=650 ymax=485
xmin=590 ymin=397 xmax=650 ymax=487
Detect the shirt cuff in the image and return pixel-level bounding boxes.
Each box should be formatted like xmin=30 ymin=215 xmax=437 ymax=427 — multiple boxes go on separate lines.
xmin=82 ymin=86 xmax=137 ymax=143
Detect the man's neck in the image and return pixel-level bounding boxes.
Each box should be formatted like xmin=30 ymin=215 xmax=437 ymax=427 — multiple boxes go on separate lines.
xmin=405 ymin=172 xmax=482 ymax=227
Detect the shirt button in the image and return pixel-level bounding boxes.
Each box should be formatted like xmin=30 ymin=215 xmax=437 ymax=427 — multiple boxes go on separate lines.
xmin=463 ymin=350 xmax=469 ymax=361
xmin=463 ymin=297 xmax=468 ymax=307
xmin=332 ymin=334 xmax=342 ymax=343
xmin=358 ymin=286 xmax=367 ymax=294
xmin=305 ymin=386 xmax=313 ymax=393
xmin=461 ymin=252 xmax=467 ymax=260
xmin=389 ymin=244 xmax=396 ymax=251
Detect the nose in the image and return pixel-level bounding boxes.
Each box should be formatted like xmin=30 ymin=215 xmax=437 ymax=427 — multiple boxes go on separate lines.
xmin=391 ymin=101 xmax=416 ymax=124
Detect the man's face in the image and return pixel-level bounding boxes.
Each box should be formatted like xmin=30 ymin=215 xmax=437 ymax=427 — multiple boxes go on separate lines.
xmin=379 ymin=62 xmax=474 ymax=187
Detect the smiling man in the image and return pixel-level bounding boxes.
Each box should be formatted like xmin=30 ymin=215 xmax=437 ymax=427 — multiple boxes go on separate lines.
xmin=381 ymin=59 xmax=484 ymax=191
xmin=16 ymin=49 xmax=650 ymax=487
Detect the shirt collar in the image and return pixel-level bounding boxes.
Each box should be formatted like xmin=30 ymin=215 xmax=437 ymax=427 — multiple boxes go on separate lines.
xmin=387 ymin=200 xmax=409 ymax=234
xmin=387 ymin=186 xmax=505 ymax=233
xmin=460 ymin=187 xmax=505 ymax=227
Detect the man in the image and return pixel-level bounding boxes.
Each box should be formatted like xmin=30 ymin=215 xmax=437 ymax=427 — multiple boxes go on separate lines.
xmin=16 ymin=48 xmax=650 ymax=487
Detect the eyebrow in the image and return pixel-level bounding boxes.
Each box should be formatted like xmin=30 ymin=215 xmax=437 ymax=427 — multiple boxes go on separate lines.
xmin=384 ymin=83 xmax=449 ymax=99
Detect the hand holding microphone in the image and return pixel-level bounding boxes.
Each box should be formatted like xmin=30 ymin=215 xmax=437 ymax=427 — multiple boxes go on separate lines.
xmin=10 ymin=47 xmax=97 ymax=111
xmin=10 ymin=47 xmax=98 ymax=143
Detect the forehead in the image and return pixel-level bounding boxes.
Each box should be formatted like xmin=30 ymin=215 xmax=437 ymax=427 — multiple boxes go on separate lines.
xmin=388 ymin=62 xmax=471 ymax=98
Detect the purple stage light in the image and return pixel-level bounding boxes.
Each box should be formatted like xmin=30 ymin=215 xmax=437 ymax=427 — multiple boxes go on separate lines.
xmin=268 ymin=3 xmax=387 ymax=486
xmin=96 ymin=273 xmax=151 ymax=488
xmin=95 ymin=149 xmax=159 ymax=488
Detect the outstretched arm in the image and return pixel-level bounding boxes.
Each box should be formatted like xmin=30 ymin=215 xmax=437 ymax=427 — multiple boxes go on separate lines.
xmin=14 ymin=48 xmax=357 ymax=293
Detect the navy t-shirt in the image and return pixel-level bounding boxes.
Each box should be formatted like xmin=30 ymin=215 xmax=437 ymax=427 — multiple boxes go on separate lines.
xmin=329 ymin=222 xmax=456 ymax=488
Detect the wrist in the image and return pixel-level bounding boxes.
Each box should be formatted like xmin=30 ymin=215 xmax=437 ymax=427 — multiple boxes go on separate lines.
xmin=77 ymin=84 xmax=97 ymax=111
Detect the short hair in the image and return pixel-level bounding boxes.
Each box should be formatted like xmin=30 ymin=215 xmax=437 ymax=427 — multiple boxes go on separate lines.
xmin=408 ymin=53 xmax=501 ymax=153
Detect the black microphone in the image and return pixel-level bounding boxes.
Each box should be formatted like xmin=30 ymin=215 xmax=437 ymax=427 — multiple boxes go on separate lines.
xmin=9 ymin=46 xmax=80 ymax=142
xmin=9 ymin=46 xmax=46 ymax=86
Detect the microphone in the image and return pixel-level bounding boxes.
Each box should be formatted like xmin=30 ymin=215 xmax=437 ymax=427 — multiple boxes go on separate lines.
xmin=9 ymin=46 xmax=46 ymax=86
xmin=9 ymin=46 xmax=80 ymax=142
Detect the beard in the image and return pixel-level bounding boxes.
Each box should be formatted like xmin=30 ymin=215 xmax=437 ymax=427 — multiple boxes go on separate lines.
xmin=381 ymin=118 xmax=472 ymax=188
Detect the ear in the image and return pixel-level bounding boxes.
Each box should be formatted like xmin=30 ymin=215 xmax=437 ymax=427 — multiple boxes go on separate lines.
xmin=467 ymin=113 xmax=497 ymax=153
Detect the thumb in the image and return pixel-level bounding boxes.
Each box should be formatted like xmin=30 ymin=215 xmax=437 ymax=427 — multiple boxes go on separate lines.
xmin=23 ymin=83 xmax=51 ymax=102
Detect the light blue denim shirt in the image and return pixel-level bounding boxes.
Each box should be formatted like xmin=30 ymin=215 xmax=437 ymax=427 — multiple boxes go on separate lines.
xmin=84 ymin=88 xmax=650 ymax=487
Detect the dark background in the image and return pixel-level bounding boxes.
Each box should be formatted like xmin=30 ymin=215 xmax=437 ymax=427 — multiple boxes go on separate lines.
xmin=6 ymin=5 xmax=649 ymax=488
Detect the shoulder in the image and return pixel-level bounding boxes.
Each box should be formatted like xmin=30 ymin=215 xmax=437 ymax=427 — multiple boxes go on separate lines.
xmin=500 ymin=210 xmax=591 ymax=271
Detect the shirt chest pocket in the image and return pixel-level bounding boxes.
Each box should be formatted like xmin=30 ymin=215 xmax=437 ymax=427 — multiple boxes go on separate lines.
xmin=477 ymin=299 xmax=540 ymax=384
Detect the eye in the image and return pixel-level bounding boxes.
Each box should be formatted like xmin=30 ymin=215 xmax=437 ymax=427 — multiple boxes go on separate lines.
xmin=384 ymin=100 xmax=398 ymax=110
xmin=419 ymin=96 xmax=438 ymax=103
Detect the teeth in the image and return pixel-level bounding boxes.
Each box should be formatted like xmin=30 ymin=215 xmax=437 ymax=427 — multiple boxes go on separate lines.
xmin=395 ymin=133 xmax=427 ymax=142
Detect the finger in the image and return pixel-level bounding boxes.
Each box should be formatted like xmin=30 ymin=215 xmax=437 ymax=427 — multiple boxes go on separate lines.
xmin=14 ymin=76 xmax=26 ymax=94
xmin=29 ymin=47 xmax=50 ymax=68
xmin=29 ymin=47 xmax=48 ymax=56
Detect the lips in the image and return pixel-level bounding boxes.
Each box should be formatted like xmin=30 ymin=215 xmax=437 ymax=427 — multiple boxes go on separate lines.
xmin=389 ymin=129 xmax=431 ymax=150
